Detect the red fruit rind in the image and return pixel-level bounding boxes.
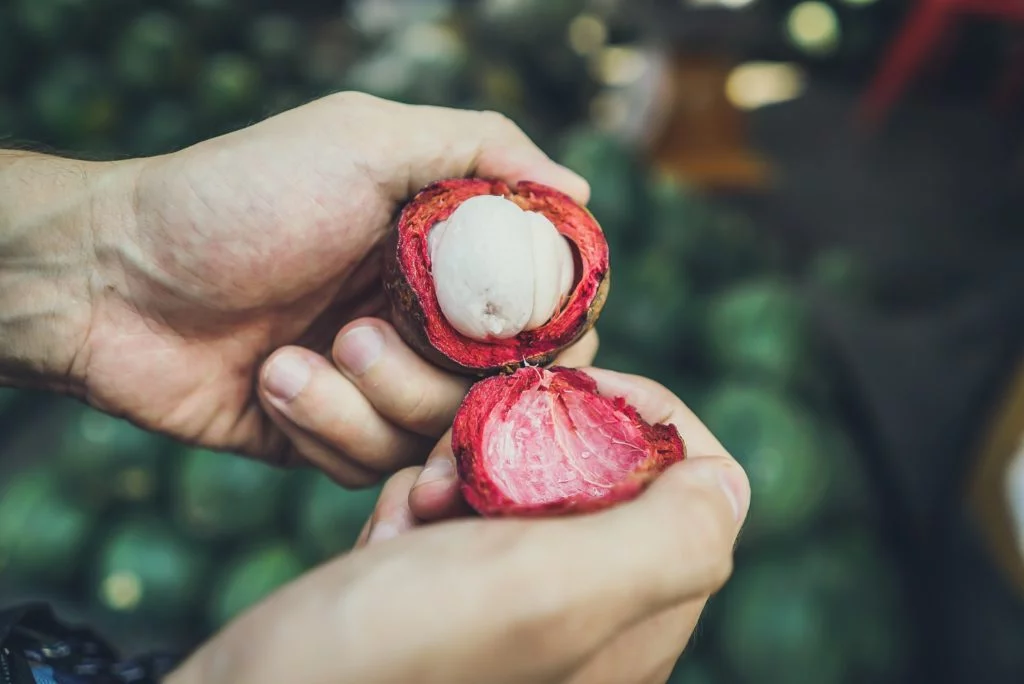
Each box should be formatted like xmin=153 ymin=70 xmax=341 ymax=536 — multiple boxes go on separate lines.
xmin=383 ymin=178 xmax=610 ymax=375
xmin=453 ymin=366 xmax=686 ymax=517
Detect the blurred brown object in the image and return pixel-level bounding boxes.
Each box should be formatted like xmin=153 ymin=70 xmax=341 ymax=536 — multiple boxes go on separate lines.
xmin=648 ymin=51 xmax=772 ymax=192
xmin=967 ymin=355 xmax=1024 ymax=598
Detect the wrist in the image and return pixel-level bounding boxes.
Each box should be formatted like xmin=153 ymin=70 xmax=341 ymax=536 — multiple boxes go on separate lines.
xmin=0 ymin=151 xmax=141 ymax=395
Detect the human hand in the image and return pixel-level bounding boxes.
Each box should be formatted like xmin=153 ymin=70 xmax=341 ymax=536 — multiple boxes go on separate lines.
xmin=56 ymin=92 xmax=592 ymax=480
xmin=166 ymin=369 xmax=750 ymax=684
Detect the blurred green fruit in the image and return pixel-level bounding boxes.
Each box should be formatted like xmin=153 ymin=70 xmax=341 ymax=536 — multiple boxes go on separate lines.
xmin=56 ymin=405 xmax=168 ymax=507
xmin=172 ymin=448 xmax=289 ymax=541
xmin=0 ymin=470 xmax=96 ymax=586
xmin=716 ymin=528 xmax=911 ymax=684
xmin=194 ymin=52 xmax=262 ymax=121
xmin=92 ymin=517 xmax=209 ymax=622
xmin=30 ymin=55 xmax=120 ymax=144
xmin=248 ymin=14 xmax=304 ymax=69
xmin=703 ymin=277 xmax=815 ymax=389
xmin=114 ymin=11 xmax=193 ymax=91
xmin=208 ymin=541 xmax=307 ymax=629
xmin=556 ymin=128 xmax=648 ymax=252
xmin=598 ymin=247 xmax=698 ymax=361
xmin=127 ymin=99 xmax=197 ymax=156
xmin=700 ymin=383 xmax=830 ymax=544
xmin=296 ymin=474 xmax=381 ymax=562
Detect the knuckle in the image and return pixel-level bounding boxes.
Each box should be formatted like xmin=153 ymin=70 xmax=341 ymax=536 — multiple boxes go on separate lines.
xmin=331 ymin=468 xmax=383 ymax=489
xmin=325 ymin=90 xmax=378 ymax=108
xmin=667 ymin=487 xmax=736 ymax=589
xmin=706 ymin=551 xmax=735 ymax=593
xmin=478 ymin=109 xmax=519 ymax=134
xmin=397 ymin=385 xmax=440 ymax=429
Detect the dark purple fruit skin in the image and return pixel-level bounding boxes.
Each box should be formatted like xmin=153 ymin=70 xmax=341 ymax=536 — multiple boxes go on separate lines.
xmin=381 ymin=178 xmax=610 ymax=377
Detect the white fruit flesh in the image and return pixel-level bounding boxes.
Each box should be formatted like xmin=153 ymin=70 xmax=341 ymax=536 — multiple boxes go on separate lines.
xmin=428 ymin=195 xmax=574 ymax=340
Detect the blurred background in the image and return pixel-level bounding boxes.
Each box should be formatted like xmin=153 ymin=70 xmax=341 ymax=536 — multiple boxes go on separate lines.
xmin=1 ymin=0 xmax=1024 ymax=682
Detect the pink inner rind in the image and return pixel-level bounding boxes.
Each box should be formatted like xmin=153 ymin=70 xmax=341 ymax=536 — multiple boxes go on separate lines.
xmin=396 ymin=179 xmax=609 ymax=370
xmin=454 ymin=367 xmax=686 ymax=517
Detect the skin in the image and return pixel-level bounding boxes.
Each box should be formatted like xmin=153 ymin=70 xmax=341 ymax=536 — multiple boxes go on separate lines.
xmin=0 ymin=92 xmax=750 ymax=684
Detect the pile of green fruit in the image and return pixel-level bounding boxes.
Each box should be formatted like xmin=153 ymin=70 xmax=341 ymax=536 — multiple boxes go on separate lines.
xmin=0 ymin=399 xmax=380 ymax=650
xmin=0 ymin=0 xmax=916 ymax=681
xmin=556 ymin=130 xmax=914 ymax=684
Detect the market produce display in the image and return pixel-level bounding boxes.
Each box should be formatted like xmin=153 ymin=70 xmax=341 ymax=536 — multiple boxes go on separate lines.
xmin=0 ymin=0 xmax=918 ymax=681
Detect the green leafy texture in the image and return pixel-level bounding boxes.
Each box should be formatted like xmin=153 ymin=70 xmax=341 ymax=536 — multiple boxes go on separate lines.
xmin=598 ymin=247 xmax=699 ymax=362
xmin=700 ymin=383 xmax=830 ymax=545
xmin=56 ymin=405 xmax=168 ymax=507
xmin=296 ymin=473 xmax=382 ymax=562
xmin=30 ymin=55 xmax=120 ymax=147
xmin=172 ymin=447 xmax=290 ymax=541
xmin=556 ymin=128 xmax=650 ymax=254
xmin=207 ymin=541 xmax=307 ymax=630
xmin=193 ymin=52 xmax=262 ymax=123
xmin=703 ymin=277 xmax=815 ymax=390
xmin=114 ymin=11 xmax=194 ymax=92
xmin=92 ymin=518 xmax=209 ymax=622
xmin=0 ymin=470 xmax=97 ymax=587
xmin=716 ymin=528 xmax=911 ymax=684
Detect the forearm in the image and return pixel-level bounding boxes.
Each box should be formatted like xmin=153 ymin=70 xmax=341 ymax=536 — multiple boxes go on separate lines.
xmin=0 ymin=150 xmax=136 ymax=394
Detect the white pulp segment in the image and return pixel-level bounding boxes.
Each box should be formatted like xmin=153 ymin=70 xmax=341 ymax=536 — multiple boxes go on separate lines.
xmin=428 ymin=195 xmax=575 ymax=340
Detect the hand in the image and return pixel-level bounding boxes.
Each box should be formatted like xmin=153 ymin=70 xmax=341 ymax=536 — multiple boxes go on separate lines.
xmin=165 ymin=369 xmax=751 ymax=684
xmin=65 ymin=92 xmax=591 ymax=481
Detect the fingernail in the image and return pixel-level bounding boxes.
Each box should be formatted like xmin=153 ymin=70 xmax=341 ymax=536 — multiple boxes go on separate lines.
xmin=367 ymin=521 xmax=400 ymax=544
xmin=414 ymin=457 xmax=455 ymax=488
xmin=336 ymin=326 xmax=385 ymax=376
xmin=717 ymin=467 xmax=751 ymax=524
xmin=264 ymin=353 xmax=311 ymax=403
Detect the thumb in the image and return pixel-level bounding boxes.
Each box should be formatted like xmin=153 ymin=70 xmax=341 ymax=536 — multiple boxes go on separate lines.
xmin=545 ymin=455 xmax=749 ymax=632
xmin=329 ymin=93 xmax=591 ymax=203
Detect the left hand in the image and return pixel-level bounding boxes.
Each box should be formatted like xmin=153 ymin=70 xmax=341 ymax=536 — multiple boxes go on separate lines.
xmin=36 ymin=93 xmax=592 ymax=484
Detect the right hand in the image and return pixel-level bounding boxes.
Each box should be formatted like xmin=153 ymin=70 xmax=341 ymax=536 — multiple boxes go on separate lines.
xmin=166 ymin=369 xmax=750 ymax=684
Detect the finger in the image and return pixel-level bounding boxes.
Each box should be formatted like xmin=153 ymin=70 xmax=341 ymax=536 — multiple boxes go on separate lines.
xmin=353 ymin=515 xmax=373 ymax=549
xmin=581 ymin=367 xmax=730 ymax=459
xmin=365 ymin=467 xmax=423 ymax=545
xmin=332 ymin=318 xmax=473 ymax=437
xmin=328 ymin=92 xmax=590 ymax=203
xmin=567 ymin=599 xmax=705 ymax=684
xmin=522 ymin=456 xmax=748 ymax=645
xmin=261 ymin=400 xmax=382 ymax=488
xmin=406 ymin=330 xmax=601 ymax=519
xmin=552 ymin=328 xmax=599 ymax=368
xmin=259 ymin=346 xmax=433 ymax=473
xmin=404 ymin=105 xmax=592 ymax=204
xmin=409 ymin=429 xmax=475 ymax=522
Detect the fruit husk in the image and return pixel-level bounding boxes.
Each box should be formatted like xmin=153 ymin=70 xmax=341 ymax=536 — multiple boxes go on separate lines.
xmin=452 ymin=366 xmax=685 ymax=517
xmin=383 ymin=178 xmax=610 ymax=376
